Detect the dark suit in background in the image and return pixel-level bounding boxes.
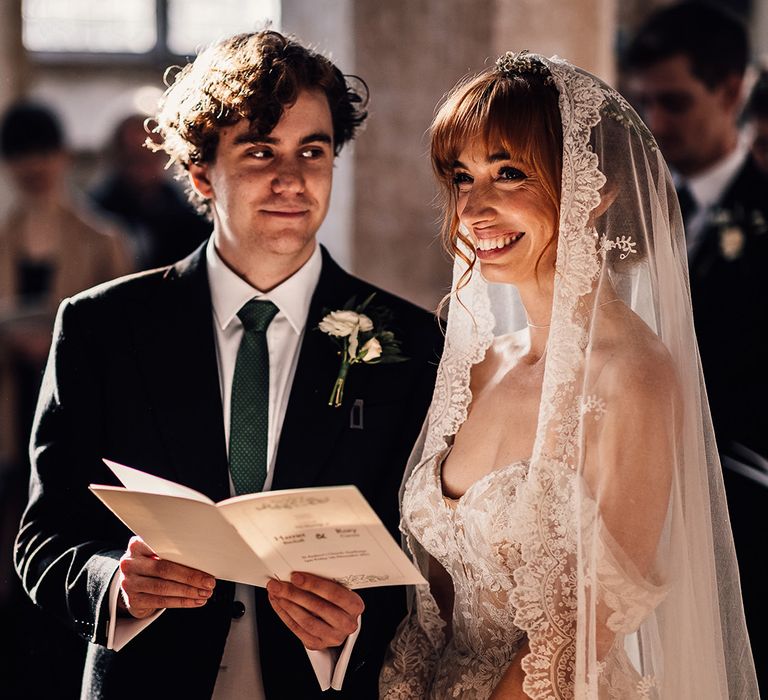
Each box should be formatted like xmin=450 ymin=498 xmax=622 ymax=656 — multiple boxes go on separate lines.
xmin=688 ymin=156 xmax=768 ymax=460
xmin=15 ymin=244 xmax=442 ymax=699
xmin=91 ymin=175 xmax=211 ymax=271
xmin=686 ymin=156 xmax=768 ymax=686
xmin=622 ymin=5 xmax=767 ymax=691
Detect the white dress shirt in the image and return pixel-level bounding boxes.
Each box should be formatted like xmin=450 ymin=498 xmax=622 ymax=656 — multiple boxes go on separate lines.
xmin=675 ymin=136 xmax=749 ymax=257
xmin=106 ymin=239 xmax=359 ymax=697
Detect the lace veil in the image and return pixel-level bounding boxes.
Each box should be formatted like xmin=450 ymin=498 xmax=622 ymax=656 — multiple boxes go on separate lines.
xmin=398 ymin=54 xmax=758 ymax=699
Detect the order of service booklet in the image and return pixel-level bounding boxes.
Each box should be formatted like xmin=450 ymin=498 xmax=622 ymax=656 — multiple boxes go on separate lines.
xmin=90 ymin=459 xmax=425 ymax=590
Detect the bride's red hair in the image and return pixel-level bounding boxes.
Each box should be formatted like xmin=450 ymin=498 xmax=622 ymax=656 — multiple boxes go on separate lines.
xmin=431 ymin=67 xmax=563 ymax=303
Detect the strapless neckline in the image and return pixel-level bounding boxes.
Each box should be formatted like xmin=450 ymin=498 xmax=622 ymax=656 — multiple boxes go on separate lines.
xmin=435 ymin=447 xmax=531 ymax=507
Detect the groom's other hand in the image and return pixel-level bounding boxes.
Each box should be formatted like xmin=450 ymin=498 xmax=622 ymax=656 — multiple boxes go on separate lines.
xmin=266 ymin=571 xmax=364 ymax=650
xmin=117 ymin=536 xmax=216 ymax=619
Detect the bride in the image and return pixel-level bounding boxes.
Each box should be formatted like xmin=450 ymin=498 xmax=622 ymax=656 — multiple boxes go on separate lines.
xmin=379 ymin=52 xmax=758 ymax=699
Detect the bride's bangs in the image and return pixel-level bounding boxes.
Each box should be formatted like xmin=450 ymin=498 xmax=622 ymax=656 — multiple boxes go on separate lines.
xmin=492 ymin=79 xmax=563 ymax=212
xmin=432 ymin=72 xmax=562 ymax=208
xmin=430 ymin=75 xmax=498 ymax=183
xmin=430 ymin=70 xmax=563 ymax=295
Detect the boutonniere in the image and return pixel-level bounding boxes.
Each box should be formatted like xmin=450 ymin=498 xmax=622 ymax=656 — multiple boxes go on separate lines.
xmin=719 ymin=225 xmax=745 ymax=261
xmin=710 ymin=206 xmax=768 ymax=260
xmin=317 ymin=293 xmax=408 ymax=408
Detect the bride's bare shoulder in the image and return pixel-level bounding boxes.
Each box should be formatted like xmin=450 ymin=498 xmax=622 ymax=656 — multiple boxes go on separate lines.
xmin=592 ymin=306 xmax=680 ymax=409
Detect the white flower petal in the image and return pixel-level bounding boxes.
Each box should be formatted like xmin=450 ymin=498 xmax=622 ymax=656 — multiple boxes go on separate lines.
xmin=319 ymin=310 xmax=362 ymax=337
xmin=361 ymin=337 xmax=382 ymax=362
xmin=358 ymin=314 xmax=374 ymax=332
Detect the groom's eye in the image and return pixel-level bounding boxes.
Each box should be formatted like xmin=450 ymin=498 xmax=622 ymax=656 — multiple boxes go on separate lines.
xmin=300 ymin=147 xmax=325 ymax=159
xmin=247 ymin=147 xmax=272 ymax=159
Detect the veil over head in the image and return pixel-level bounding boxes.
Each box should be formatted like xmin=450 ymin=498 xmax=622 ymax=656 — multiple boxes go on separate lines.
xmin=393 ymin=53 xmax=758 ymax=699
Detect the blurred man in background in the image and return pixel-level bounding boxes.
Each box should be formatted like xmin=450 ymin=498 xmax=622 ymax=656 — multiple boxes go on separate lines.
xmin=91 ymin=113 xmax=210 ymax=271
xmin=0 ymin=100 xmax=130 ymax=699
xmin=624 ymin=3 xmax=768 ymax=693
xmin=744 ymin=70 xmax=768 ymax=176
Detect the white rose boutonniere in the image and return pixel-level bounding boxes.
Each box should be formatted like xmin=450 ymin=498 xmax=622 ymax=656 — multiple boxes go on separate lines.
xmin=719 ymin=225 xmax=745 ymax=261
xmin=318 ymin=310 xmax=374 ymax=337
xmin=318 ymin=293 xmax=408 ymax=407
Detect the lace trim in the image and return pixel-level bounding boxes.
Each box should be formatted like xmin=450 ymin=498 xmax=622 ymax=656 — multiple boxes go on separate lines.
xmin=593 ymin=516 xmax=670 ymax=635
xmin=509 ymin=57 xmax=608 ymax=700
xmin=424 ymin=257 xmax=495 ymax=457
xmin=379 ymin=581 xmax=446 ymax=699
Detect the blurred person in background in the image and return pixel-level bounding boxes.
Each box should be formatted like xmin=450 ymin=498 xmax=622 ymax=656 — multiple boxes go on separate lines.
xmin=0 ymin=101 xmax=130 ymax=697
xmin=744 ymin=69 xmax=768 ymax=175
xmin=91 ymin=113 xmax=211 ymax=271
xmin=623 ymin=3 xmax=768 ymax=693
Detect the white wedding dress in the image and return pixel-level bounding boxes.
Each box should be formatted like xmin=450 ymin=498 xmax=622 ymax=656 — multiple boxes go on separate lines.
xmin=380 ymin=448 xmax=666 ymax=699
xmin=393 ymin=449 xmax=529 ymax=697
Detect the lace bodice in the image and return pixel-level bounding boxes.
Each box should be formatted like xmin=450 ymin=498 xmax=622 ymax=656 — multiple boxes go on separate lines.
xmin=380 ymin=450 xmax=529 ymax=699
xmin=380 ymin=449 xmax=670 ymax=700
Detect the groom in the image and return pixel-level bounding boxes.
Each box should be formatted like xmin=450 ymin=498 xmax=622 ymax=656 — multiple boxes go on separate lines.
xmin=14 ymin=31 xmax=441 ymax=699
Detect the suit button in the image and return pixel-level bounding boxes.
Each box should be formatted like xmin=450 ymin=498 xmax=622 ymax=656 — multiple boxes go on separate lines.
xmin=231 ymin=600 xmax=246 ymax=619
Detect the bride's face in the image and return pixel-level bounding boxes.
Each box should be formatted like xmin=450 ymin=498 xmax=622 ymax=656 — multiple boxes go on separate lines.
xmin=453 ymin=140 xmax=558 ymax=287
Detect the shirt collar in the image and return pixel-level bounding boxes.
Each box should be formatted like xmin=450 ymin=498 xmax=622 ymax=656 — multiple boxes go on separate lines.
xmin=206 ymin=238 xmax=322 ymax=335
xmin=675 ymin=136 xmax=749 ymax=211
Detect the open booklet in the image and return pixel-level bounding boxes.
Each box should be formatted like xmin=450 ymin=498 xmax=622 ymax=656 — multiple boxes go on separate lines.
xmin=90 ymin=459 xmax=426 ymax=590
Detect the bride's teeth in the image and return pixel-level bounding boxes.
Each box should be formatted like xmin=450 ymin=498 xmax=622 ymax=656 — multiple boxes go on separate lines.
xmin=476 ymin=233 xmax=522 ymax=251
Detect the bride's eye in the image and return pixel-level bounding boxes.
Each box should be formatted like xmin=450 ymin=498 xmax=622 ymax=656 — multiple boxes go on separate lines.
xmin=498 ymin=166 xmax=527 ymax=181
xmin=452 ymin=172 xmax=473 ymax=191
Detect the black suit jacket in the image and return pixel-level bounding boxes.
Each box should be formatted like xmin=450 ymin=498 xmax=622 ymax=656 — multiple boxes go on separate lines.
xmin=687 ymin=156 xmax=768 ymax=694
xmin=15 ymin=244 xmax=442 ymax=699
xmin=687 ymin=155 xmax=768 ymax=459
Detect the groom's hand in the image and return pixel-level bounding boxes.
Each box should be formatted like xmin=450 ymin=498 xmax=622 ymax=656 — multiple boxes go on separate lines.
xmin=266 ymin=572 xmax=364 ymax=650
xmin=117 ymin=536 xmax=216 ymax=619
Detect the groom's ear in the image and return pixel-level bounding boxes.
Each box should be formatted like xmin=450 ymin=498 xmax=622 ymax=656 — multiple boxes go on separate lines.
xmin=188 ymin=162 xmax=214 ymax=200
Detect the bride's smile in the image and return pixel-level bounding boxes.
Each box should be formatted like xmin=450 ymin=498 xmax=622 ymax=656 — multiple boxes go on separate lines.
xmin=451 ymin=141 xmax=558 ymax=286
xmin=473 ymin=230 xmax=525 ymax=255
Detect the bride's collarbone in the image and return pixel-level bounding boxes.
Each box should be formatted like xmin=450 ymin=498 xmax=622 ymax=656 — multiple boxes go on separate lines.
xmin=468 ymin=363 xmax=544 ymax=421
xmin=472 ymin=341 xmax=545 ymax=394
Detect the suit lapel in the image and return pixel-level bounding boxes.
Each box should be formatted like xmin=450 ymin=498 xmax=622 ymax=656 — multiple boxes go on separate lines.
xmin=271 ymin=249 xmax=359 ymax=490
xmin=130 ymin=246 xmax=230 ymax=501
xmin=692 ymin=158 xmax=752 ymax=281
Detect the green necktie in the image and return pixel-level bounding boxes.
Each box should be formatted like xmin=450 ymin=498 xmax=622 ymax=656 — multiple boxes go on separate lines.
xmin=229 ymin=299 xmax=279 ymax=495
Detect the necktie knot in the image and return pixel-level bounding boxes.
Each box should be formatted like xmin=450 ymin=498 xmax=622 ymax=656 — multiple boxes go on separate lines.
xmin=676 ymin=183 xmax=698 ymax=227
xmin=238 ymin=299 xmax=278 ymax=333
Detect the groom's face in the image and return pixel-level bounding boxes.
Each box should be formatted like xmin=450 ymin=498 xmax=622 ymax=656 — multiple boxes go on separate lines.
xmin=190 ymin=89 xmax=334 ymax=263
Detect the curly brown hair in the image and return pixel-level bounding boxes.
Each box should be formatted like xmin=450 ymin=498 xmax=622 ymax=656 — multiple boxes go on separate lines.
xmin=151 ymin=30 xmax=368 ymax=215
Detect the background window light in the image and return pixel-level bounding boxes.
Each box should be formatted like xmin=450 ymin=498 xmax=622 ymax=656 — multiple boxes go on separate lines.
xmin=167 ymin=0 xmax=280 ymax=55
xmin=22 ymin=0 xmax=157 ymax=54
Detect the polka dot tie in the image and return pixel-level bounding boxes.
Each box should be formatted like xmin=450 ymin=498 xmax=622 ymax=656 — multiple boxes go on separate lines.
xmin=229 ymin=299 xmax=279 ymax=495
